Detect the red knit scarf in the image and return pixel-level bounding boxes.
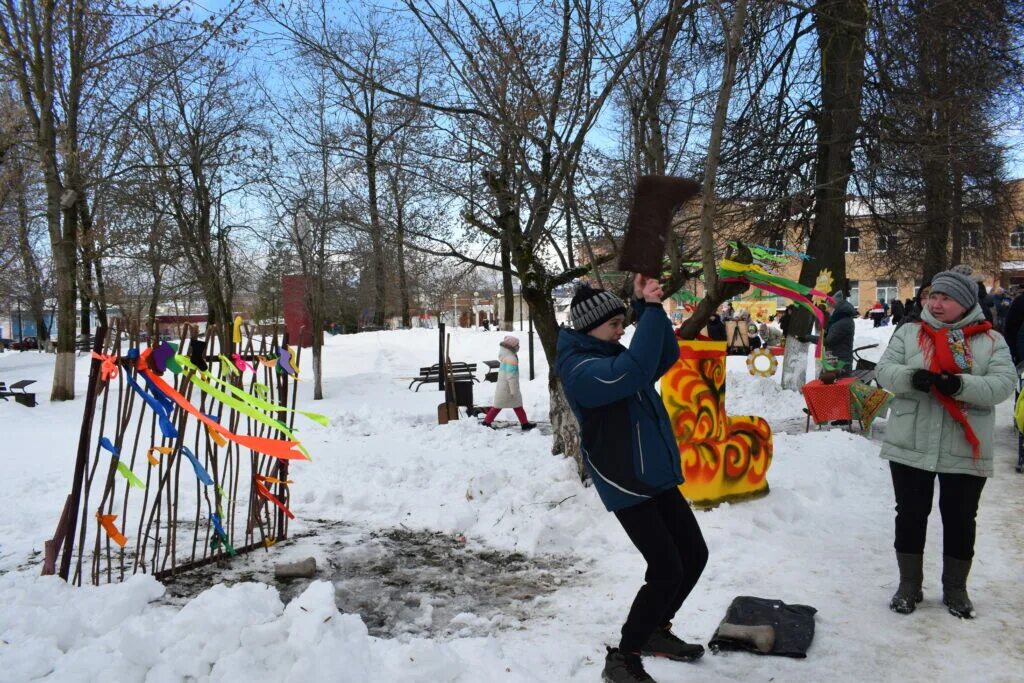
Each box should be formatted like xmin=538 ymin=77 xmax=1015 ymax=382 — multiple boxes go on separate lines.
xmin=917 ymin=321 xmax=992 ymax=459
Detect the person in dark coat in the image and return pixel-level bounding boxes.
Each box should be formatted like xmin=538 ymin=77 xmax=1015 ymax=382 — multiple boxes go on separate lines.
xmin=824 ymin=291 xmax=857 ymax=372
xmin=1002 ymin=290 xmax=1024 ymax=364
xmin=896 ymin=283 xmax=931 ymax=332
xmin=778 ymin=304 xmax=796 ymax=338
xmin=706 ymin=313 xmax=727 ymax=341
xmin=991 ymin=287 xmax=1010 ymax=332
xmin=890 ymin=298 xmax=905 ymax=326
xmin=556 ymin=275 xmax=707 ymax=683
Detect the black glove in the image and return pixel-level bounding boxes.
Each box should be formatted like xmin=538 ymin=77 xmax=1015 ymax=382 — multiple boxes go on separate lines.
xmin=911 ymin=369 xmax=937 ymax=393
xmin=932 ymin=372 xmax=962 ymax=396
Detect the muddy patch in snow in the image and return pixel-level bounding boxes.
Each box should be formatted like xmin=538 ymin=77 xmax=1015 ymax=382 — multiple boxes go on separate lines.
xmin=159 ymin=518 xmax=579 ymax=639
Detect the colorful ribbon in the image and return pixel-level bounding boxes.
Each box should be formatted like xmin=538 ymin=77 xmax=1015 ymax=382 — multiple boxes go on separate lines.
xmin=232 ymin=353 xmax=254 ymax=374
xmin=147 ymin=446 xmax=172 ymax=466
xmin=255 ymin=475 xmax=295 ymax=519
xmin=277 ymin=346 xmax=299 ymax=378
xmin=91 ymin=352 xmax=120 ymax=381
xmin=99 ymin=437 xmax=144 ymax=488
xmin=138 ymin=350 xmax=306 ymax=461
xmin=218 ymin=354 xmax=241 ymax=376
xmin=175 ymin=354 xmax=328 ymax=429
xmin=97 ymin=512 xmax=128 ymax=547
xmin=180 ymin=445 xmax=214 ymax=486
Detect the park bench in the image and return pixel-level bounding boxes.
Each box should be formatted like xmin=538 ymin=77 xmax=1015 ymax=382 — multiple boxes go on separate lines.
xmin=408 ymin=363 xmax=479 ymax=391
xmin=482 ymin=360 xmax=499 ymax=383
xmin=0 ymin=379 xmax=37 ymax=407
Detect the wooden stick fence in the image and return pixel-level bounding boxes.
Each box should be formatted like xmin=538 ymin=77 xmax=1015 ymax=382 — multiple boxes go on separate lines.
xmin=41 ymin=320 xmax=314 ymax=585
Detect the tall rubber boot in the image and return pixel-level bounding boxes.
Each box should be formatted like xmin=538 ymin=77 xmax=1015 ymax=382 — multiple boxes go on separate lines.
xmin=889 ymin=553 xmax=924 ymax=614
xmin=942 ymin=556 xmax=976 ymax=619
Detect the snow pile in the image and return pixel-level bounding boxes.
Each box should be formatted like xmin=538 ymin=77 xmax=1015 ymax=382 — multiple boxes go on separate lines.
xmin=2 ymin=324 xmax=1023 ymax=682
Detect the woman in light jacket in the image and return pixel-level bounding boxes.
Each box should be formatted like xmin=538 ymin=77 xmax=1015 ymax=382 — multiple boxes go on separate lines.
xmin=876 ymin=270 xmax=1016 ymax=618
xmin=481 ymin=336 xmax=536 ymax=430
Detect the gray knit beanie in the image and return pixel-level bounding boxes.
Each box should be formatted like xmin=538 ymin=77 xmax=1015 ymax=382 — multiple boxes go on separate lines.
xmin=570 ymin=285 xmax=626 ymax=333
xmin=929 ymin=270 xmax=978 ymax=311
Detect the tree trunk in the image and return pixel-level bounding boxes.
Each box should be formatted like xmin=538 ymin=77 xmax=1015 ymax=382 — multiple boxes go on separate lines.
xmin=792 ymin=0 xmax=868 ymax=338
xmin=782 ymin=0 xmax=867 ymax=389
xmin=395 ymin=193 xmax=412 ymax=329
xmin=677 ymin=0 xmax=750 ymax=339
xmin=365 ymin=130 xmax=387 ymax=328
xmin=500 ymin=236 xmax=515 ymax=331
xmin=15 ymin=177 xmax=49 ymax=343
xmin=781 ymin=335 xmax=811 ymax=389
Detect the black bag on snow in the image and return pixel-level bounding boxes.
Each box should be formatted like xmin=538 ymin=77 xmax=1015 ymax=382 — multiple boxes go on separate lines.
xmin=709 ymin=596 xmax=817 ymax=658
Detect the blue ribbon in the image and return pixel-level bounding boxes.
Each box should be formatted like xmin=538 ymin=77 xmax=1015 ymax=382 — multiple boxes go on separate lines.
xmin=180 ymin=446 xmax=214 ymax=486
xmin=123 ymin=369 xmax=178 ymax=439
xmin=99 ymin=437 xmax=120 ymax=456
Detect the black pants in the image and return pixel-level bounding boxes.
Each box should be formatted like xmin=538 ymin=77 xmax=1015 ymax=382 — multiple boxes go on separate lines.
xmin=889 ymin=461 xmax=987 ymax=560
xmin=613 ymin=487 xmax=708 ymax=652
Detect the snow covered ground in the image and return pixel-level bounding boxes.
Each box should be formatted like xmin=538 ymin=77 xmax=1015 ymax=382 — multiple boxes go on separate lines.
xmin=2 ymin=319 xmax=1023 ymax=682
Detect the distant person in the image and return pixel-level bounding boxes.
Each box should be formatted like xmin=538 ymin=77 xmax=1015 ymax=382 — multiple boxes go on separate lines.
xmin=481 ymin=318 xmax=491 ymax=331
xmin=706 ymin=313 xmax=727 ymax=341
xmin=875 ymin=269 xmax=1015 ymax=619
xmin=481 ymin=336 xmax=536 ymax=430
xmin=556 ymin=276 xmax=707 ymax=683
xmin=778 ymin=304 xmax=796 ymax=338
xmin=897 ymin=284 xmax=931 ymax=332
xmin=869 ymin=300 xmax=885 ymax=327
xmin=800 ymin=291 xmax=856 ymax=375
xmin=991 ymin=287 xmax=1010 ymax=331
xmin=890 ymin=298 xmax=905 ymax=326
xmin=1003 ymin=290 xmax=1024 ymax=364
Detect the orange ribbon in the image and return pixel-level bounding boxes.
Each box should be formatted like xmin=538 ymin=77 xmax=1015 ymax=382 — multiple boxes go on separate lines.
xmin=97 ymin=512 xmax=128 ymax=547
xmin=91 ymin=352 xmax=120 ymax=381
xmin=146 ymin=446 xmax=173 ymax=466
xmin=137 ymin=348 xmax=306 ymax=461
xmin=255 ymin=475 xmax=295 ymax=519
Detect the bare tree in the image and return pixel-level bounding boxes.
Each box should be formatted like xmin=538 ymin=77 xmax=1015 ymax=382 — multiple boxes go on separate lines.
xmin=859 ymin=0 xmax=1023 ymax=283
xmin=131 ymin=35 xmax=267 ymax=339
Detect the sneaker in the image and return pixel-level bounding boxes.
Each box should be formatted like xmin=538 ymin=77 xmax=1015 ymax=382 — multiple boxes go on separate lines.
xmin=481 ymin=421 xmax=496 ymax=429
xmin=520 ymin=422 xmax=537 ymax=431
xmin=640 ymin=625 xmax=705 ymax=662
xmin=602 ymin=648 xmax=654 ymax=683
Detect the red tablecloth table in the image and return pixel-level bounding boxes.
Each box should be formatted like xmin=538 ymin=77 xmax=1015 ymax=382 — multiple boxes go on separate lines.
xmin=802 ymin=376 xmax=856 ymax=424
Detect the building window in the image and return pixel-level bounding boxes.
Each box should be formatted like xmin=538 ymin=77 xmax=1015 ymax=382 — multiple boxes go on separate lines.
xmin=848 ymin=280 xmax=859 ymax=310
xmin=767 ymin=234 xmax=785 ymax=251
xmin=876 ymin=232 xmax=896 ymax=252
xmin=964 ymin=229 xmax=980 ymax=250
xmin=1011 ymin=225 xmax=1024 ymax=249
xmin=876 ymin=279 xmax=898 ymax=304
xmin=845 ymin=228 xmax=860 ymax=253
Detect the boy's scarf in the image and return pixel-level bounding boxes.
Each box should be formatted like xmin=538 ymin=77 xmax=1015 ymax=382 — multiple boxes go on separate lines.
xmin=917 ymin=321 xmax=992 ymax=459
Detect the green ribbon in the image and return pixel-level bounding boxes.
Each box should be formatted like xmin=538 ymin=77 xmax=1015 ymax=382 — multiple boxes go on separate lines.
xmin=116 ymin=461 xmax=145 ymax=489
xmin=218 ymin=354 xmax=241 ymax=376
xmin=172 ymin=355 xmax=324 ymax=458
xmin=176 ymin=354 xmax=328 ymax=427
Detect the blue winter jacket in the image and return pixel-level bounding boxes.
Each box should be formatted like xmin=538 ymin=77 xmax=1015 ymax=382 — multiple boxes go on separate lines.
xmin=555 ymin=299 xmax=683 ymax=512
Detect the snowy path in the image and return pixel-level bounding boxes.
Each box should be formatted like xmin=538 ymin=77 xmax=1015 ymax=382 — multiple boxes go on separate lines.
xmin=2 ymin=323 xmax=1023 ymax=682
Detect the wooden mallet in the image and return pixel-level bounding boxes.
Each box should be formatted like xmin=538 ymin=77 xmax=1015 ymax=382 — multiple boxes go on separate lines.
xmin=619 ymin=175 xmax=702 ymax=277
